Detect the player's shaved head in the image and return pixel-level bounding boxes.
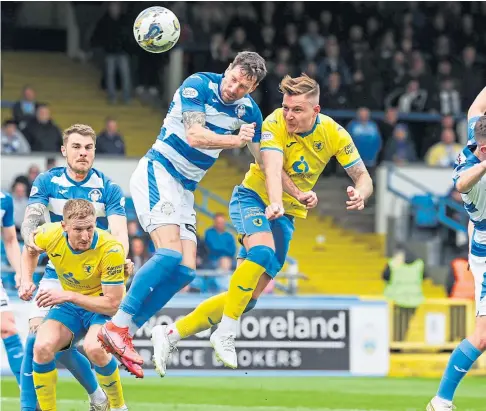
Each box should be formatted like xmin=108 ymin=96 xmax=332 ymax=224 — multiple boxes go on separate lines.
xmin=279 ymin=74 xmax=320 ymax=105
xmin=474 ymin=116 xmax=486 ymax=143
xmin=63 ymin=199 xmax=95 ymax=221
xmin=63 ymin=123 xmax=97 ymax=145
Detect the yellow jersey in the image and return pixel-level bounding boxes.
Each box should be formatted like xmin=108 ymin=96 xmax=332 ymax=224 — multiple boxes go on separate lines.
xmin=34 ymin=222 xmax=125 ymax=296
xmin=242 ymin=109 xmax=362 ymax=218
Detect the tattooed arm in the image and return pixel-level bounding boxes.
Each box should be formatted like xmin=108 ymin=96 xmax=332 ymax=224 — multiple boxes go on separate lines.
xmin=344 ymin=161 xmax=373 ymax=210
xmin=183 ymin=111 xmax=254 ymax=150
xmin=21 ymin=203 xmax=46 ymax=251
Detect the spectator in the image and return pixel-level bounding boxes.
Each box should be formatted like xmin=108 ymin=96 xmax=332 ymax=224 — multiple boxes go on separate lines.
xmin=46 ymin=157 xmax=57 ymax=171
xmin=127 ymin=220 xmax=142 ymax=238
xmin=429 ymin=78 xmax=462 ymax=116
xmin=13 ymin=164 xmax=40 ymax=194
xmin=346 ymin=108 xmax=382 ymax=169
xmin=350 ymin=70 xmax=378 ymax=109
xmin=320 ymin=72 xmax=349 ymax=110
xmin=397 ymin=80 xmax=428 ymax=113
xmin=299 ymin=20 xmax=325 ymax=62
xmin=22 ymin=104 xmax=63 ymax=152
xmin=12 ymin=85 xmax=37 ymax=129
xmin=91 ymin=2 xmax=132 ymax=104
xmin=379 ymin=107 xmax=400 ymax=143
xmin=425 ymin=128 xmax=462 ymax=167
xmin=96 ymin=118 xmax=126 ymax=155
xmin=317 ymin=36 xmax=352 ymax=86
xmin=382 ymin=124 xmax=417 ymax=165
xmin=128 ymin=236 xmax=150 ymax=274
xmin=196 ymin=233 xmax=209 ymax=269
xmin=460 ymin=46 xmax=484 ymax=109
xmin=10 ymin=180 xmax=29 ymax=230
xmin=204 ymin=213 xmax=236 ymax=271
xmin=1 ymin=119 xmax=30 ymax=154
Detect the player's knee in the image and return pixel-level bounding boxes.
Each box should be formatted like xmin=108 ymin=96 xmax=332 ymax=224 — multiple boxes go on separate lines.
xmin=1 ymin=315 xmax=17 ymax=339
xmin=246 ymin=245 xmax=275 ymax=273
xmin=83 ymin=339 xmax=109 ymax=365
xmin=33 ymin=338 xmax=56 ymax=363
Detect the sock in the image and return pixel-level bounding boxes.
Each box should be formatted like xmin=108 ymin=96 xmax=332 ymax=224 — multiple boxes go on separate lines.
xmin=20 ymin=334 xmax=37 ymax=411
xmin=223 ymin=245 xmax=274 ymax=320
xmin=131 ymin=265 xmax=196 ymax=331
xmin=437 ymin=339 xmax=482 ymax=401
xmin=114 ymin=248 xmax=182 ymax=327
xmin=3 ymin=333 xmax=24 ymax=385
xmin=55 ymin=347 xmax=98 ymax=395
xmin=33 ymin=360 xmax=57 ymax=411
xmin=175 ymin=293 xmax=258 ymax=339
xmin=94 ymin=357 xmax=125 ymax=408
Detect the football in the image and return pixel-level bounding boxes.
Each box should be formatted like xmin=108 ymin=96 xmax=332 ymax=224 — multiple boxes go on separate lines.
xmin=133 ymin=6 xmax=180 ymax=53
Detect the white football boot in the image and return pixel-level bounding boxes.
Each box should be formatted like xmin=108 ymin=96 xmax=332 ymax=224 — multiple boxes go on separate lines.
xmin=89 ymin=398 xmax=109 ymax=411
xmin=210 ymin=328 xmax=237 ymax=369
xmin=426 ymin=396 xmax=456 ymax=411
xmin=151 ymin=324 xmax=177 ymax=377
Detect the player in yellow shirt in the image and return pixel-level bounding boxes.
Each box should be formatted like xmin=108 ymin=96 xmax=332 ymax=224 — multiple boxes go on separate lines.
xmin=19 ymin=199 xmax=129 ymax=411
xmin=150 ymin=74 xmax=373 ymax=374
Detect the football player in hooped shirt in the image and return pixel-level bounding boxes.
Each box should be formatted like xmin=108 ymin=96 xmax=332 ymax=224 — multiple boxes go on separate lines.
xmin=152 ymin=74 xmax=373 ymax=373
xmin=98 ymin=51 xmax=267 ymax=374
xmin=19 ymin=124 xmax=133 ymax=409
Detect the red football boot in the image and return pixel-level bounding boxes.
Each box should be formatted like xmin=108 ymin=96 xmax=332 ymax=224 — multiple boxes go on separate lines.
xmin=118 ymin=356 xmax=144 ymax=379
xmin=97 ymin=321 xmax=144 ymax=365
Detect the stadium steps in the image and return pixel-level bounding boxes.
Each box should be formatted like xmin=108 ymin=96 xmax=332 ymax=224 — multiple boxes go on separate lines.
xmin=2 ymin=51 xmax=161 ymax=157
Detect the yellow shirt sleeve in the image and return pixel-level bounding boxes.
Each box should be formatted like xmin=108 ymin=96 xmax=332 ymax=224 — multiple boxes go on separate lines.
xmin=260 ymin=111 xmax=284 ymax=154
xmin=332 ymin=119 xmax=362 ymax=169
xmin=33 ymin=223 xmax=61 ymax=252
xmin=100 ymin=243 xmax=125 ymax=286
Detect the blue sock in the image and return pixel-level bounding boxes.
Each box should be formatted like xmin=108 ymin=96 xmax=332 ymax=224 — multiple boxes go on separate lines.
xmin=243 ymin=298 xmax=257 ymax=313
xmin=118 ymin=248 xmax=182 ymax=320
xmin=3 ymin=333 xmax=23 ymax=385
xmin=132 ymin=265 xmax=196 ymax=329
xmin=93 ymin=356 xmax=118 ymax=376
xmin=56 ymin=347 xmax=98 ymax=395
xmin=20 ymin=334 xmax=37 ymax=411
xmin=437 ymin=339 xmax=482 ymax=401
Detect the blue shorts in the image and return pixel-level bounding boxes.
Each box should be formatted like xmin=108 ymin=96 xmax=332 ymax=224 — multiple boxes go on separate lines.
xmin=229 ymin=185 xmax=295 ymax=278
xmin=45 ymin=302 xmax=110 ymax=348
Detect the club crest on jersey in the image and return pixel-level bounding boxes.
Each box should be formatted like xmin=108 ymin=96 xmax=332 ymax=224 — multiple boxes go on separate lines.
xmin=161 ymin=201 xmax=175 ymax=216
xmin=253 ymin=218 xmax=263 ymax=227
xmin=235 ymin=104 xmax=246 ymax=119
xmin=83 ymin=265 xmax=94 ymax=276
xmin=313 ymin=141 xmax=324 ymax=152
xmin=30 ymin=186 xmax=39 ymax=197
xmin=88 ymin=189 xmax=102 ymax=202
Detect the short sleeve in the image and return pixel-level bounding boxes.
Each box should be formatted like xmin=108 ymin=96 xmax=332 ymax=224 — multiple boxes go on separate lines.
xmin=28 ymin=173 xmax=50 ymax=206
xmin=260 ymin=111 xmax=284 ymax=154
xmin=2 ymin=194 xmax=14 ymax=228
xmin=467 ymin=115 xmax=480 ymax=144
xmin=180 ymin=74 xmax=208 ymax=114
xmin=453 ymin=162 xmax=478 ymax=196
xmin=333 ymin=120 xmax=362 ymax=169
xmin=250 ymin=107 xmax=263 ymax=143
xmin=104 ymin=181 xmax=126 ymax=217
xmin=100 ymin=243 xmax=125 ymax=286
xmin=33 ymin=223 xmax=58 ymax=251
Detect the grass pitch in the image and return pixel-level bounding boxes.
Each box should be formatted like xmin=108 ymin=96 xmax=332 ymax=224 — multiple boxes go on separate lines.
xmin=1 ymin=376 xmax=484 ymax=410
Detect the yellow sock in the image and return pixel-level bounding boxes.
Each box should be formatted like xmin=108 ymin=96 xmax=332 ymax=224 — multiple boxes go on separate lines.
xmin=95 ymin=359 xmax=125 ymax=408
xmin=33 ymin=361 xmax=58 ymax=411
xmin=176 ymin=292 xmax=227 ymax=338
xmin=224 ymin=259 xmax=265 ymax=319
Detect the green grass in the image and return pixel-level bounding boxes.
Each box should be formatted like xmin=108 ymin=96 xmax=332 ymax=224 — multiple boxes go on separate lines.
xmin=1 ymin=376 xmax=484 ymax=410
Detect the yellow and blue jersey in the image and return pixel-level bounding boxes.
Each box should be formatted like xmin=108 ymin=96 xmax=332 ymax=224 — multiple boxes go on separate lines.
xmin=28 ymin=166 xmax=126 ymax=280
xmin=34 ymin=222 xmax=125 ymax=296
xmin=0 ymin=191 xmax=14 ymax=228
xmin=242 ymin=108 xmax=362 ymax=218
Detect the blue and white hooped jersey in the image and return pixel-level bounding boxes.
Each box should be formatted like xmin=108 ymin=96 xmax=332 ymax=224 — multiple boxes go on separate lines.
xmin=146 ymin=72 xmax=263 ymax=191
xmin=28 ymin=167 xmax=126 ymax=279
xmin=0 ymin=191 xmax=14 ymax=228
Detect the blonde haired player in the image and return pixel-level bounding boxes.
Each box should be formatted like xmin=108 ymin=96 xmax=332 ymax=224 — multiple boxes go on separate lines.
xmin=151 ymin=74 xmax=373 ymax=373
xmin=19 ymin=199 xmax=128 ymax=411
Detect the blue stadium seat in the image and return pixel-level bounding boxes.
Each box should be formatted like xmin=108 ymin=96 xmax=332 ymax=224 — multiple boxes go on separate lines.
xmin=411 ymin=194 xmax=438 ymax=228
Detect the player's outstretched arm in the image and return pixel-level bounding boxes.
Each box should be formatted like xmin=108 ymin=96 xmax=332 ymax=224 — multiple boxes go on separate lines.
xmin=183 ymin=111 xmax=254 ymax=149
xmin=344 ymin=162 xmax=373 ymax=210
xmin=21 ymin=203 xmax=46 ymax=251
xmin=262 ymin=149 xmax=285 ymax=220
xmin=455 ymin=161 xmax=486 ymax=193
xmin=469 ymin=87 xmax=486 ymax=119
xmin=2 ymin=226 xmax=22 ymax=288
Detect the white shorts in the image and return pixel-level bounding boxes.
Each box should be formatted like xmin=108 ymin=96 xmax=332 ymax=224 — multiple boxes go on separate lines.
xmin=130 ymin=156 xmax=197 ymax=243
xmin=29 ymin=278 xmax=63 ymax=320
xmin=0 ymin=280 xmax=10 ymax=313
xmin=467 ymin=255 xmax=486 ymax=316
